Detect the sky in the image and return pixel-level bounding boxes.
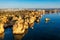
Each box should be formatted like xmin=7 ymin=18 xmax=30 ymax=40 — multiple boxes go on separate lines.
xmin=0 ymin=0 xmax=60 ymax=8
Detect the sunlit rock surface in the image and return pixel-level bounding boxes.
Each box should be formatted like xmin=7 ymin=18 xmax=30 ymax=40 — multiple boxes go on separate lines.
xmin=0 ymin=9 xmax=44 ymax=40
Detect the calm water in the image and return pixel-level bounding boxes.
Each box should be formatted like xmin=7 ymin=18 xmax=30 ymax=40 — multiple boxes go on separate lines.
xmin=3 ymin=13 xmax=60 ymax=40
xmin=22 ymin=13 xmax=60 ymax=40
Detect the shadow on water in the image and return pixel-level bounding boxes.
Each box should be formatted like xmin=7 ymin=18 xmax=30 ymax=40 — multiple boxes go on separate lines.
xmin=14 ymin=30 xmax=28 ymax=40
xmin=0 ymin=33 xmax=4 ymax=40
xmin=4 ymin=28 xmax=28 ymax=40
xmin=0 ymin=28 xmax=28 ymax=40
xmin=4 ymin=28 xmax=14 ymax=40
xmin=0 ymin=28 xmax=14 ymax=40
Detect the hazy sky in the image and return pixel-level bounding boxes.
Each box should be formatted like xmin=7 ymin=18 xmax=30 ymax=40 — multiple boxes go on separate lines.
xmin=0 ymin=0 xmax=60 ymax=8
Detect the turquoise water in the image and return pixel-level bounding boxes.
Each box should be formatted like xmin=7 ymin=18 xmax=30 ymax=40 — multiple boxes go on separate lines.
xmin=4 ymin=13 xmax=60 ymax=40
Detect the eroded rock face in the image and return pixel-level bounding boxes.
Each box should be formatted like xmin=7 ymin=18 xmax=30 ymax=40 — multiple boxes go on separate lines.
xmin=0 ymin=10 xmax=44 ymax=40
xmin=0 ymin=10 xmax=43 ymax=34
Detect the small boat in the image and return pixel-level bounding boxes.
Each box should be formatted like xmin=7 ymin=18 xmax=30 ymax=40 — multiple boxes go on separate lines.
xmin=45 ymin=18 xmax=50 ymax=21
xmin=45 ymin=18 xmax=50 ymax=23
